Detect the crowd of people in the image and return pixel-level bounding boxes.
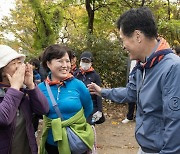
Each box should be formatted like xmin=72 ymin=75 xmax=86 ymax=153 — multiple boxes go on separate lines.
xmin=0 ymin=6 xmax=180 ymax=154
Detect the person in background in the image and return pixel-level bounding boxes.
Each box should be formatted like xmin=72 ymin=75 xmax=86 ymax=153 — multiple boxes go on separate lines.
xmin=70 ymin=51 xmax=77 ymax=74
xmin=38 ymin=54 xmax=48 ymax=82
xmin=122 ymin=102 xmax=136 ymax=124
xmin=174 ymin=45 xmax=180 ymax=56
xmin=38 ymin=44 xmax=94 ymax=154
xmin=122 ymin=60 xmax=136 ymax=124
xmin=74 ymin=51 xmax=103 ymax=125
xmin=74 ymin=51 xmax=103 ymax=153
xmin=88 ymin=7 xmax=180 ymax=154
xmin=0 ymin=45 xmax=49 ymax=154
xmin=29 ymin=58 xmax=41 ymax=84
xmin=29 ymin=58 xmax=43 ymax=136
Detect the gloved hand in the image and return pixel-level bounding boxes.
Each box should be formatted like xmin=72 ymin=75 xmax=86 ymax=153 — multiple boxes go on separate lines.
xmin=92 ymin=111 xmax=102 ymax=122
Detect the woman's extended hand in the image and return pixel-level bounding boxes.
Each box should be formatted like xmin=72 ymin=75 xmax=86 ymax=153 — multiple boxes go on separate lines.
xmin=87 ymin=82 xmax=102 ymax=96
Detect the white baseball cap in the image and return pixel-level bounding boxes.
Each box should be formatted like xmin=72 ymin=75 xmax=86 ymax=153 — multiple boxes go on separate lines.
xmin=0 ymin=45 xmax=25 ymax=69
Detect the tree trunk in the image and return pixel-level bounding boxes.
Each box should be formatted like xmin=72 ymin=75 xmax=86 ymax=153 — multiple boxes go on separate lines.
xmin=141 ymin=0 xmax=145 ymax=7
xmin=167 ymin=0 xmax=171 ymax=20
xmin=85 ymin=0 xmax=94 ymax=34
xmin=85 ymin=0 xmax=95 ymax=48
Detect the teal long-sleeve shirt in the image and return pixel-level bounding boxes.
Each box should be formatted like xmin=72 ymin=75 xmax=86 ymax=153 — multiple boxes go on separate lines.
xmin=38 ymin=78 xmax=93 ymax=146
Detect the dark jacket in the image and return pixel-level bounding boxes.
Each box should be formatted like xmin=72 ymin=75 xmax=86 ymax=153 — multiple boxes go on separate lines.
xmin=74 ymin=69 xmax=102 ymax=123
xmin=0 ymin=86 xmax=49 ymax=154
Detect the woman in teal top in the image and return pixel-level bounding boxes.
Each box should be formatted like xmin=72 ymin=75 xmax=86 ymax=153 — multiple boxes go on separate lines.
xmin=38 ymin=44 xmax=94 ymax=154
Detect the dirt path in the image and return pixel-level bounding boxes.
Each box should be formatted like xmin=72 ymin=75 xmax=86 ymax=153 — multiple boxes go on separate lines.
xmin=96 ymin=119 xmax=138 ymax=154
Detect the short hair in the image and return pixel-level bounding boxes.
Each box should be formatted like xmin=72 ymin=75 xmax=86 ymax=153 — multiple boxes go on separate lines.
xmin=29 ymin=58 xmax=40 ymax=70
xmin=175 ymin=45 xmax=180 ymax=55
xmin=117 ymin=7 xmax=158 ymax=38
xmin=41 ymin=44 xmax=73 ymax=72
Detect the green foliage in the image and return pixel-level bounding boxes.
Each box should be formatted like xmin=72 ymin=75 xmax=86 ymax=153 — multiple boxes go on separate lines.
xmin=148 ymin=0 xmax=180 ymax=46
xmin=91 ymin=39 xmax=128 ymax=87
xmin=158 ymin=19 xmax=180 ymax=45
xmin=0 ymin=0 xmax=35 ymax=54
xmin=0 ymin=0 xmax=179 ymax=87
xmin=29 ymin=0 xmax=63 ymax=52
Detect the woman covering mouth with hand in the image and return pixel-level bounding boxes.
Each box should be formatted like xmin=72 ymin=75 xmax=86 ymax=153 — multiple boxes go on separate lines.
xmin=0 ymin=45 xmax=49 ymax=154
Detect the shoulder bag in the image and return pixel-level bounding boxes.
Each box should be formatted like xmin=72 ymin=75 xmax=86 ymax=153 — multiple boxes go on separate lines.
xmin=45 ymin=82 xmax=89 ymax=154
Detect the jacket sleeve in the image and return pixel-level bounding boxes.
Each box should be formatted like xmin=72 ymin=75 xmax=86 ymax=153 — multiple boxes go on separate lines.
xmin=101 ymin=75 xmax=137 ymax=103
xmin=25 ymin=85 xmax=49 ymax=115
xmin=160 ymin=64 xmax=180 ymax=154
xmin=94 ymin=73 xmax=103 ymax=112
xmin=0 ymin=88 xmax=24 ymax=126
xmin=78 ymin=81 xmax=93 ymax=118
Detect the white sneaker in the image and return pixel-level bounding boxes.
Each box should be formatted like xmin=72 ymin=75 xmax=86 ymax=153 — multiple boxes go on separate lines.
xmin=122 ymin=118 xmax=131 ymax=124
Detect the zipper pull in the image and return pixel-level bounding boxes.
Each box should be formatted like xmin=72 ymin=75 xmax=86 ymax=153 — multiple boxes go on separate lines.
xmin=57 ymin=87 xmax=60 ymax=100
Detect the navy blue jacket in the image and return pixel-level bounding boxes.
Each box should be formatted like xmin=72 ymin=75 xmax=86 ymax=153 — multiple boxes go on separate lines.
xmin=74 ymin=69 xmax=102 ymax=123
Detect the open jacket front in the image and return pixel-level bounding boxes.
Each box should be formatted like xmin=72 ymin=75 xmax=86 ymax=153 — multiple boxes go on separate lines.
xmin=101 ymin=48 xmax=180 ymax=153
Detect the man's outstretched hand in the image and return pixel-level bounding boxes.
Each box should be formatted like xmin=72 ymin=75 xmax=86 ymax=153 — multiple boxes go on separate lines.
xmin=87 ymin=82 xmax=102 ymax=96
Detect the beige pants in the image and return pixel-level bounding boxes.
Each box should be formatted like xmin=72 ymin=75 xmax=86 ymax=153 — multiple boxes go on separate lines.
xmin=137 ymin=147 xmax=159 ymax=154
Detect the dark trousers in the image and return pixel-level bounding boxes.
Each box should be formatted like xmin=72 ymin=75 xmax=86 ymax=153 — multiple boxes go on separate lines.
xmin=45 ymin=142 xmax=59 ymax=154
xmin=32 ymin=113 xmax=43 ymax=132
xmin=127 ymin=102 xmax=136 ymax=120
